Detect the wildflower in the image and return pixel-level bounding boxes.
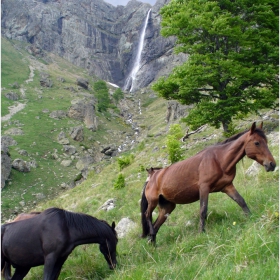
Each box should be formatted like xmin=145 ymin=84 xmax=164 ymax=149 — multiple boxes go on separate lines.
xmin=233 ymin=221 xmax=236 ymax=226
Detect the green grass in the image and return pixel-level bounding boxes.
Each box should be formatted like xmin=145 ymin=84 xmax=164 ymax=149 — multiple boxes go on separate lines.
xmin=2 ymin=37 xmax=278 ymax=280
xmin=1 ymin=37 xmax=133 ymax=220
xmin=19 ymin=139 xmax=278 ymax=280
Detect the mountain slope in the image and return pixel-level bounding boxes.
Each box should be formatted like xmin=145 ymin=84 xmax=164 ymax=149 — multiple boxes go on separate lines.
xmin=1 ymin=37 xmax=278 ymax=280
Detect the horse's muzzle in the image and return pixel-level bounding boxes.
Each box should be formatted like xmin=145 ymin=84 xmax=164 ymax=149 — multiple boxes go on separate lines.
xmin=264 ymin=161 xmax=276 ymax=172
xmin=109 ymin=262 xmax=117 ymax=270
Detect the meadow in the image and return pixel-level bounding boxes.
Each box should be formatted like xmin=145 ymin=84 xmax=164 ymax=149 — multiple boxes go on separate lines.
xmin=2 ymin=37 xmax=278 ymax=280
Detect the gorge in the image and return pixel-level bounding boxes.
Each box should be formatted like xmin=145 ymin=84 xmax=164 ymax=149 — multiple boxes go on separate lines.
xmin=1 ymin=0 xmax=188 ymax=92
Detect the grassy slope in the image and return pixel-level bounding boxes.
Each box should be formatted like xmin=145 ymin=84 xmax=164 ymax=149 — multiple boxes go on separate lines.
xmin=2 ymin=38 xmax=278 ymax=280
xmin=1 ymin=38 xmax=135 ymax=220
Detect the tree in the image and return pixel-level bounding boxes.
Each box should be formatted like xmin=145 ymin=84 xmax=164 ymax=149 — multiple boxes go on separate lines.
xmin=152 ymin=0 xmax=278 ymax=132
xmin=112 ymin=88 xmax=124 ymax=104
xmin=93 ymin=80 xmax=111 ymax=112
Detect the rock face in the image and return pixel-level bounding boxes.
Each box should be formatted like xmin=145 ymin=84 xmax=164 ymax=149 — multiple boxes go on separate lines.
xmin=1 ymin=0 xmax=187 ymax=92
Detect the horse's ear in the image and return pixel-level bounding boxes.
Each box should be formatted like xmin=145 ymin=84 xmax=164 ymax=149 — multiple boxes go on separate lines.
xmin=112 ymin=221 xmax=116 ymax=230
xmin=259 ymin=121 xmax=263 ymax=129
xmin=250 ymin=122 xmax=256 ymax=135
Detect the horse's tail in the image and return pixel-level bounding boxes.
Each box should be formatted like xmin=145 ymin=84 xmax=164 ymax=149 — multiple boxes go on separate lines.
xmin=140 ymin=181 xmax=150 ymax=238
xmin=2 ymin=261 xmax=11 ymax=280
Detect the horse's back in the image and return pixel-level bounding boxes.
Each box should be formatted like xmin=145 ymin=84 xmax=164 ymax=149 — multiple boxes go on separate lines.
xmin=148 ymin=150 xmax=222 ymax=204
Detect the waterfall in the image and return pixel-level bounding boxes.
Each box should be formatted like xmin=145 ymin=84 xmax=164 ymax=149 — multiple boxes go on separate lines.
xmin=124 ymin=9 xmax=151 ymax=92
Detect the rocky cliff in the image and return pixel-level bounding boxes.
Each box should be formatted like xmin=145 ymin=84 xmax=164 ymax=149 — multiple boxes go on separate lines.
xmin=1 ymin=0 xmax=187 ymax=92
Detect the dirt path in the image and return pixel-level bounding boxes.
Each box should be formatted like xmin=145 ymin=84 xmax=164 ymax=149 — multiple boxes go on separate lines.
xmin=1 ymin=102 xmax=27 ymax=122
xmin=2 ymin=65 xmax=36 ymax=122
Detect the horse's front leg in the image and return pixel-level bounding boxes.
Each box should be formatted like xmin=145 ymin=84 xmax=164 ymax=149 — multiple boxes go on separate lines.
xmin=10 ymin=267 xmax=30 ymax=280
xmin=222 ymin=184 xmax=251 ymax=214
xmin=43 ymin=253 xmax=67 ymax=280
xmin=199 ymin=186 xmax=210 ymax=232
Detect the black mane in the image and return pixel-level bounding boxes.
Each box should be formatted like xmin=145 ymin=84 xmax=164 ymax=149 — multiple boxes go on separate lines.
xmin=218 ymin=128 xmax=267 ymax=145
xmin=43 ymin=207 xmax=117 ymax=240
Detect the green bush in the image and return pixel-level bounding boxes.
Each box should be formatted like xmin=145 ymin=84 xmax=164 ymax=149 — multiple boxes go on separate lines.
xmin=117 ymin=154 xmax=134 ymax=171
xmin=166 ymin=124 xmax=184 ymax=164
xmin=114 ymin=173 xmax=125 ymax=189
xmin=112 ymin=88 xmax=124 ymax=103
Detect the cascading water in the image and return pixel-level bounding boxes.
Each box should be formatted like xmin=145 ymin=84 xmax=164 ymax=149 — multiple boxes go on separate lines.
xmin=124 ymin=9 xmax=151 ymax=92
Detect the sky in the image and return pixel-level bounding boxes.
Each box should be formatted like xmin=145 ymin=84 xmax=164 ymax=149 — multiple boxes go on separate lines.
xmin=104 ymin=0 xmax=157 ymax=7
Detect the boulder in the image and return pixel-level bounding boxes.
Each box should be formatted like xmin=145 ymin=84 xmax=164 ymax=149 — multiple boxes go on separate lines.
xmin=12 ymin=159 xmax=30 ymax=173
xmin=99 ymin=198 xmax=116 ymax=211
xmin=4 ymin=128 xmax=24 ymax=136
xmin=5 ymin=91 xmax=19 ymax=101
xmin=246 ymin=161 xmax=261 ymax=176
xmin=1 ymin=136 xmax=17 ymax=147
xmin=68 ymin=99 xmax=97 ymax=131
xmin=69 ymin=126 xmax=84 ymax=142
xmin=76 ymin=78 xmax=89 ymax=89
xmin=115 ymin=217 xmax=137 ymax=238
xmin=61 ymin=160 xmax=72 ymax=167
xmin=63 ymin=145 xmax=76 ymax=155
xmin=49 ymin=110 xmax=67 ymax=119
xmin=76 ymin=155 xmax=94 ymax=171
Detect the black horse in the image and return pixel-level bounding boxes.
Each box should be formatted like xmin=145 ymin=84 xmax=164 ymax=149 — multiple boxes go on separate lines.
xmin=1 ymin=207 xmax=118 ymax=279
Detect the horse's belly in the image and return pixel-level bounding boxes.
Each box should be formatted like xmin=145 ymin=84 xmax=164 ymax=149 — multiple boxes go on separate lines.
xmin=162 ymin=184 xmax=200 ymax=204
xmin=3 ymin=229 xmax=44 ymax=266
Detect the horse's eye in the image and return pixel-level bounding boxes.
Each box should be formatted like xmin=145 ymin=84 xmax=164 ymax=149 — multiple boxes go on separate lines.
xmin=254 ymin=141 xmax=260 ymax=146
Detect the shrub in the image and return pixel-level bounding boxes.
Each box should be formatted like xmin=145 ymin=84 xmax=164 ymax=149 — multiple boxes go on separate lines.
xmin=166 ymin=124 xmax=184 ymax=164
xmin=114 ymin=173 xmax=125 ymax=189
xmin=117 ymin=154 xmax=134 ymax=171
xmin=112 ymin=88 xmax=124 ymax=103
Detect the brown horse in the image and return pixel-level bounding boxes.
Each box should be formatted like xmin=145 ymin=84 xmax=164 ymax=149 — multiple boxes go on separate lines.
xmin=141 ymin=122 xmax=276 ymax=243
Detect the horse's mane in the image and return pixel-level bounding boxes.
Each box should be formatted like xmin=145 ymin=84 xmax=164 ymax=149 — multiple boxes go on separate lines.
xmin=217 ymin=128 xmax=267 ymax=145
xmin=43 ymin=208 xmax=117 ymax=240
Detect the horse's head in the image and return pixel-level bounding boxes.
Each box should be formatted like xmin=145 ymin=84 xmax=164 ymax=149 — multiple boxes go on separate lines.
xmin=245 ymin=122 xmax=276 ymax=172
xmin=99 ymin=221 xmax=118 ymax=269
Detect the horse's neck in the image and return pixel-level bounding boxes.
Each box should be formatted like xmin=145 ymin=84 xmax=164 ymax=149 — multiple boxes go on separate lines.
xmin=69 ymin=220 xmax=106 ymax=246
xmin=221 ymin=134 xmax=247 ymax=173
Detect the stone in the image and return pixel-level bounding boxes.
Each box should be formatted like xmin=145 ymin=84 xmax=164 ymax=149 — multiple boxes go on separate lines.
xmin=5 ymin=91 xmax=19 ymax=100
xmin=99 ymin=198 xmax=116 ymax=211
xmin=246 ymin=161 xmax=261 ymax=176
xmin=4 ymin=128 xmax=24 ymax=135
xmin=76 ymin=155 xmax=94 ymax=171
xmin=63 ymin=145 xmax=76 ymax=155
xmin=115 ymin=217 xmax=137 ymax=238
xmin=61 ymin=160 xmax=72 ymax=167
xmin=69 ymin=126 xmax=84 ymax=142
xmin=12 ymin=159 xmax=30 ymax=173
xmin=68 ymin=100 xmax=97 ymax=131
xmin=49 ymin=110 xmax=67 ymax=120
xmin=76 ymin=78 xmax=89 ymax=89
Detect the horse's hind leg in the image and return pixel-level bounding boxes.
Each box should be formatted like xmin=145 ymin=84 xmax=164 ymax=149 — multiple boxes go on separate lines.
xmin=10 ymin=267 xmax=30 ymax=280
xmin=222 ymin=184 xmax=251 ymax=214
xmin=153 ymin=197 xmax=176 ymax=242
xmin=145 ymin=197 xmax=159 ymax=243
